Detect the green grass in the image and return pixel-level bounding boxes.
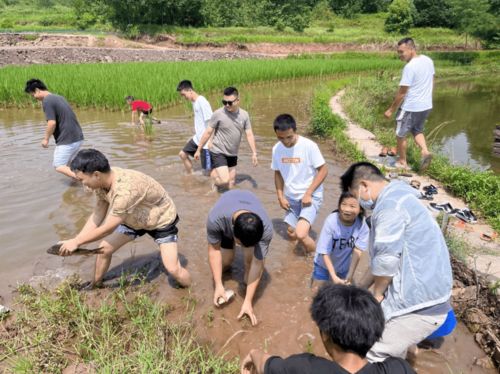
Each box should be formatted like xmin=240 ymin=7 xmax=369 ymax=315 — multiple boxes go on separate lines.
xmin=0 ymin=278 xmax=238 ymax=373
xmin=0 ymin=54 xmax=402 ymax=109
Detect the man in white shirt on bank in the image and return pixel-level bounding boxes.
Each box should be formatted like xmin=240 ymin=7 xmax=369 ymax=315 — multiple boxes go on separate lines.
xmin=271 ymin=114 xmax=328 ymax=253
xmin=384 ymin=37 xmax=435 ymax=171
xmin=177 ymin=80 xmax=213 ymax=175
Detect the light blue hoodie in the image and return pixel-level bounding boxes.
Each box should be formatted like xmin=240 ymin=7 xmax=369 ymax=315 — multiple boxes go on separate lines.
xmin=369 ymin=181 xmax=452 ymax=321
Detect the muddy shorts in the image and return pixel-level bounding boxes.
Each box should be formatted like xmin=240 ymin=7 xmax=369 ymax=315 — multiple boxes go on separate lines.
xmin=53 ymin=140 xmax=83 ymax=168
xmin=284 ymin=196 xmax=322 ymax=229
xmin=182 ymin=139 xmax=211 ymax=170
xmin=116 ymin=215 xmax=179 ymax=244
xmin=210 ymin=152 xmax=237 ymax=169
xmin=395 ymin=108 xmax=431 ymax=138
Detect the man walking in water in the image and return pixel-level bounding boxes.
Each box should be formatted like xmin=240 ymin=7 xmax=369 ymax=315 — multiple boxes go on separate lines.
xmin=59 ymin=149 xmax=191 ymax=289
xmin=25 ymin=78 xmax=84 ymax=179
xmin=384 ymin=38 xmax=434 ymax=171
xmin=177 ymin=80 xmax=213 ymax=175
xmin=194 ymin=87 xmax=258 ymax=191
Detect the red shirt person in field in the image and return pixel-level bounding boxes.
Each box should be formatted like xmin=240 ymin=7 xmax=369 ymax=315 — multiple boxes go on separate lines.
xmin=125 ymin=96 xmax=159 ymax=127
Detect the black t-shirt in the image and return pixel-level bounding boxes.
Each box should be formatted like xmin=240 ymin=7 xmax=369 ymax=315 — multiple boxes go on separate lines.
xmin=265 ymin=353 xmax=415 ymax=374
xmin=42 ymin=94 xmax=84 ymax=145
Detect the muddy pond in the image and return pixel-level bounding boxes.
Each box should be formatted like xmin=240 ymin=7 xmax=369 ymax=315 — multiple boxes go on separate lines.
xmin=0 ymin=78 xmax=495 ymax=373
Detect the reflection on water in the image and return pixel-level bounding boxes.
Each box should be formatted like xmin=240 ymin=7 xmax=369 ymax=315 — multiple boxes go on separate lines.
xmin=429 ymin=78 xmax=500 ymax=173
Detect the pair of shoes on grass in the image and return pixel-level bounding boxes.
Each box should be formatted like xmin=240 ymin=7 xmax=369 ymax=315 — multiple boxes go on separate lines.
xmin=429 ymin=203 xmax=477 ymax=223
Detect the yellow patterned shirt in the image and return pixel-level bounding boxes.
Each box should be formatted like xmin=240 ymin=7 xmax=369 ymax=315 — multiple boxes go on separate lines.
xmin=95 ymin=167 xmax=176 ymax=230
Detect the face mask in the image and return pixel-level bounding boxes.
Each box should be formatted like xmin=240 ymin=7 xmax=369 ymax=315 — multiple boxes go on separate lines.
xmin=358 ymin=186 xmax=375 ymax=210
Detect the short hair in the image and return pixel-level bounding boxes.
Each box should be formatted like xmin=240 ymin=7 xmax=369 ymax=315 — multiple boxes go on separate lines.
xmin=310 ymin=284 xmax=385 ymax=357
xmin=24 ymin=78 xmax=47 ymax=93
xmin=398 ymin=37 xmax=415 ymax=49
xmin=177 ymin=80 xmax=193 ymax=92
xmin=125 ymin=95 xmax=134 ymax=101
xmin=340 ymin=162 xmax=385 ymax=192
xmin=223 ymin=86 xmax=238 ymax=97
xmin=70 ymin=149 xmax=111 ymax=174
xmin=273 ymin=114 xmax=297 ymax=132
xmin=233 ymin=212 xmax=264 ymax=247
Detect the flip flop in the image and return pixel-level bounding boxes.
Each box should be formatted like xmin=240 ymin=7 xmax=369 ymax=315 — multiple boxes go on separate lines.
xmin=410 ymin=180 xmax=421 ymax=189
xmin=387 ymin=147 xmax=398 ymax=157
xmin=423 ymin=185 xmax=438 ymax=195
xmin=480 ymin=232 xmax=497 ymax=242
xmin=420 ymin=154 xmax=433 ymax=171
xmin=429 ymin=202 xmax=455 ymax=214
xmin=418 ymin=192 xmax=434 ymax=200
xmin=379 ymin=147 xmax=388 ymax=157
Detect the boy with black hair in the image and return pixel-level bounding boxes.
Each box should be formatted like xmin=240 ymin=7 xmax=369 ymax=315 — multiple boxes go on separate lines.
xmin=24 ymin=78 xmax=84 ymax=179
xmin=340 ymin=161 xmax=452 ymax=362
xmin=58 ymin=149 xmax=191 ymax=289
xmin=176 ymin=80 xmax=213 ymax=174
xmin=194 ymin=86 xmax=258 ymax=191
xmin=241 ymin=284 xmax=415 ymax=373
xmin=272 ymin=114 xmax=328 ymax=253
xmin=206 ymin=189 xmax=272 ymax=326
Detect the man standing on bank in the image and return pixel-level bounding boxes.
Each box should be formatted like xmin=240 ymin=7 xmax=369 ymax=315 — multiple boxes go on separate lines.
xmin=340 ymin=162 xmax=452 ymax=362
xmin=384 ymin=38 xmax=434 ymax=171
xmin=206 ymin=190 xmax=273 ymax=326
xmin=59 ymin=149 xmax=192 ymax=289
xmin=272 ymin=114 xmax=328 ymax=253
xmin=194 ymin=87 xmax=258 ymax=191
xmin=177 ymin=80 xmax=213 ymax=175
xmin=25 ymin=78 xmax=84 ymax=179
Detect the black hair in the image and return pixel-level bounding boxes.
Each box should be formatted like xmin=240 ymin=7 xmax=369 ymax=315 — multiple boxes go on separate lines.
xmin=340 ymin=162 xmax=385 ymax=192
xmin=310 ymin=284 xmax=385 ymax=358
xmin=273 ymin=114 xmax=297 ymax=132
xmin=233 ymin=212 xmax=264 ymax=247
xmin=177 ymin=80 xmax=193 ymax=92
xmin=125 ymin=95 xmax=134 ymax=101
xmin=70 ymin=149 xmax=111 ymax=174
xmin=398 ymin=37 xmax=415 ymax=49
xmin=24 ymin=78 xmax=47 ymax=93
xmin=223 ymin=86 xmax=239 ymax=97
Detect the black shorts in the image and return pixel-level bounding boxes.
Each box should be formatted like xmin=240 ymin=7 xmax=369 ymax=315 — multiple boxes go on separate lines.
xmin=182 ymin=139 xmax=211 ymax=170
xmin=210 ymin=152 xmax=238 ymax=168
xmin=141 ymin=109 xmax=153 ymax=115
xmin=118 ymin=215 xmax=179 ymax=244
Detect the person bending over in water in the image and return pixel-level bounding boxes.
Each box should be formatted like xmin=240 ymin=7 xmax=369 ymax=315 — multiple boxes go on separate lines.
xmin=59 ymin=149 xmax=191 ymax=289
xmin=241 ymin=284 xmax=415 ymax=374
xmin=311 ymin=191 xmax=369 ymax=289
xmin=125 ymin=96 xmax=159 ymax=127
xmin=25 ymin=78 xmax=84 ymax=179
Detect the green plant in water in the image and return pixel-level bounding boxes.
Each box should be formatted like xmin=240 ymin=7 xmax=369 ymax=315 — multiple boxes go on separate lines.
xmin=143 ymin=116 xmax=154 ymax=137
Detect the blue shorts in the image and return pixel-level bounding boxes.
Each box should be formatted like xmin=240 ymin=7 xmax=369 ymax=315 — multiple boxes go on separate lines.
xmin=312 ymin=262 xmax=347 ymax=281
xmin=53 ymin=140 xmax=83 ymax=168
xmin=284 ymin=196 xmax=322 ymax=228
xmin=115 ymin=216 xmax=179 ymax=245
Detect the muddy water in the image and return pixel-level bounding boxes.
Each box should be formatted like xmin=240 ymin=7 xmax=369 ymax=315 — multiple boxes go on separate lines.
xmin=0 ymin=78 xmax=494 ymax=373
xmin=429 ymin=77 xmax=500 ymax=173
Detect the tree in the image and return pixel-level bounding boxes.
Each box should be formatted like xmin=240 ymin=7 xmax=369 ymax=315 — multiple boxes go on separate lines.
xmin=384 ymin=0 xmax=416 ymax=34
xmin=329 ymin=0 xmax=362 ymax=18
xmin=361 ymin=0 xmax=390 ymax=13
xmin=413 ymin=0 xmax=453 ymax=27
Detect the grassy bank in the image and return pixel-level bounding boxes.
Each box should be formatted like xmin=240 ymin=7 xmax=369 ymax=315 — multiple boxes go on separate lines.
xmin=0 ymin=279 xmax=238 ymax=373
xmin=0 ymin=54 xmax=402 ymax=109
xmin=336 ymin=60 xmax=500 ymax=232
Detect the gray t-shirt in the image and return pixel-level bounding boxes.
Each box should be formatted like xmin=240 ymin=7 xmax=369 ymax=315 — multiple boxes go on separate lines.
xmin=208 ymin=107 xmax=251 ymax=156
xmin=206 ymin=190 xmax=272 ymax=260
xmin=42 ymin=94 xmax=84 ymax=145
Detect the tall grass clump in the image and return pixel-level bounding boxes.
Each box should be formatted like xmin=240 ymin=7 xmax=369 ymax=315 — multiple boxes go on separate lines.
xmin=310 ymin=78 xmax=365 ymax=162
xmin=0 ymin=54 xmax=402 ymax=109
xmin=0 ymin=279 xmax=239 ymax=373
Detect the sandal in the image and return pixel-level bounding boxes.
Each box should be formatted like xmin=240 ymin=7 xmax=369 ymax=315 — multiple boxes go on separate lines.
xmin=420 ymin=154 xmax=433 ymax=171
xmin=410 ymin=180 xmax=421 ymax=189
xmin=418 ymin=192 xmax=434 ymax=200
xmin=379 ymin=147 xmax=388 ymax=157
xmin=423 ymin=184 xmax=438 ymax=195
xmin=387 ymin=147 xmax=397 ymax=157
xmin=480 ymin=232 xmax=498 ymax=242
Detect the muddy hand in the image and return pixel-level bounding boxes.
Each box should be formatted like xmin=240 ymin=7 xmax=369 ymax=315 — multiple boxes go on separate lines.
xmin=278 ymin=197 xmax=290 ymax=211
xmin=213 ymin=285 xmax=226 ymax=307
xmin=252 ymin=153 xmax=258 ymax=167
xmin=384 ymin=109 xmax=393 ymax=119
xmin=301 ymin=193 xmax=312 ymax=207
xmin=59 ymin=238 xmax=78 ymax=256
xmin=194 ymin=150 xmax=201 ymax=161
xmin=41 ymin=138 xmax=49 ymax=148
xmin=238 ymin=302 xmax=258 ymax=326
xmin=240 ymin=352 xmax=257 ymax=374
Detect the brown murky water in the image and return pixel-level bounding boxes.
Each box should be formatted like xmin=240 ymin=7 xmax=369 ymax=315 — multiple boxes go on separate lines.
xmin=0 ymin=78 xmax=494 ymax=373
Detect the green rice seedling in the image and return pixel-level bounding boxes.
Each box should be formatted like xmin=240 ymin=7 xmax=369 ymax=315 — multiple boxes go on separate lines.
xmin=143 ymin=116 xmax=154 ymax=137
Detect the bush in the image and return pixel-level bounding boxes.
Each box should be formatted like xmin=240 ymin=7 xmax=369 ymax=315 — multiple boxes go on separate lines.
xmin=414 ymin=0 xmax=453 ymax=27
xmin=384 ymin=0 xmax=416 ymax=34
xmin=329 ymin=0 xmax=362 ymax=18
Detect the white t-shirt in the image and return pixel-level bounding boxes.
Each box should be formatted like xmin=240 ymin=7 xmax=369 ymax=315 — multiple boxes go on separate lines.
xmin=271 ymin=135 xmax=325 ymax=200
xmin=400 ymin=54 xmax=435 ymax=112
xmin=192 ymin=95 xmax=213 ymax=148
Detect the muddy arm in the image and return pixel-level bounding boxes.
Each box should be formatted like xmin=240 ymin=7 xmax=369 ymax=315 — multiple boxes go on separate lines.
xmin=345 ymin=247 xmax=363 ymax=283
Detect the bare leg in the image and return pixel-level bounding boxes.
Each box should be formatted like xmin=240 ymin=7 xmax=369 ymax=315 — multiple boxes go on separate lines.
xmin=159 ymin=242 xmax=191 ymax=287
xmin=287 ymin=226 xmax=298 ymax=241
xmin=213 ymin=165 xmax=230 ymax=190
xmin=295 ymin=219 xmax=316 ymax=253
xmin=178 ymin=150 xmax=193 ymax=175
xmin=413 ymin=133 xmax=430 ymax=157
xmin=94 ymin=232 xmax=134 ymax=285
xmin=221 ymin=248 xmax=235 ymax=271
xmin=55 ymin=165 xmax=77 ymax=179
xmin=228 ymin=166 xmax=237 ymax=189
xmin=396 ymin=136 xmax=408 ymax=166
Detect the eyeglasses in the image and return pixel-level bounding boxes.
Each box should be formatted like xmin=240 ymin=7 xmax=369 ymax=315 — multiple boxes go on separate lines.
xmin=222 ymin=99 xmax=238 ymax=106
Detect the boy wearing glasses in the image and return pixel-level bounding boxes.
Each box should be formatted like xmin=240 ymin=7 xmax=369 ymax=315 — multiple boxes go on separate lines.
xmin=195 ymin=87 xmax=258 ymax=191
